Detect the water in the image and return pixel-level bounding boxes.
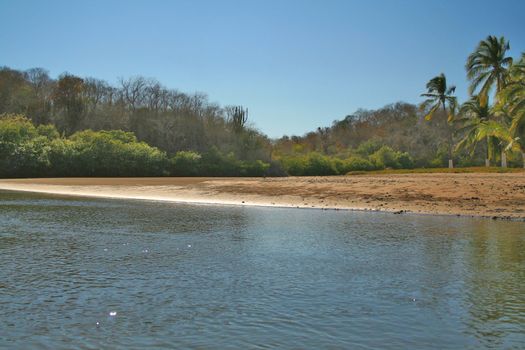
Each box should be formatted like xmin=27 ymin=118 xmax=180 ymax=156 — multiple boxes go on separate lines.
xmin=0 ymin=190 xmax=524 ymax=349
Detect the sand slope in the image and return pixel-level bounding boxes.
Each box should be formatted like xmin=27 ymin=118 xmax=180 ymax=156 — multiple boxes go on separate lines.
xmin=0 ymin=174 xmax=524 ymax=220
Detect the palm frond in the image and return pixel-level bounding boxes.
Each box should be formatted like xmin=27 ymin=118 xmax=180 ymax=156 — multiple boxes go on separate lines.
xmin=423 ymin=102 xmax=440 ymax=121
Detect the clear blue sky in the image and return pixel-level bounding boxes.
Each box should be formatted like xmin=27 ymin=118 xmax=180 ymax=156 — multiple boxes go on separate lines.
xmin=1 ymin=0 xmax=524 ymax=137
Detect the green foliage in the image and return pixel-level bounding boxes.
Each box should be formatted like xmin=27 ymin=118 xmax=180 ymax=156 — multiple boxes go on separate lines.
xmin=466 ymin=35 xmax=512 ymax=98
xmin=279 ymin=153 xmax=338 ymax=176
xmin=66 ymin=130 xmax=168 ymax=176
xmin=370 ymin=146 xmax=414 ymax=169
xmin=170 ymin=151 xmax=202 ymax=176
xmin=342 ymin=157 xmax=377 ymax=172
xmin=0 ymin=115 xmax=168 ymax=177
xmin=0 ymin=114 xmax=51 ymax=177
xmin=239 ymin=159 xmax=270 ymax=176
xmin=37 ymin=124 xmax=60 ymax=140
xmin=395 ymin=152 xmax=414 ymax=169
xmin=356 ymin=139 xmax=383 ymax=157
xmin=170 ymin=147 xmax=270 ymax=177
xmin=303 ymin=153 xmax=337 ymax=176
xmin=0 ymin=114 xmax=38 ymax=143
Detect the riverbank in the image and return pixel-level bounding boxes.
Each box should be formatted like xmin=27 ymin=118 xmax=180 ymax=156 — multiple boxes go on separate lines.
xmin=1 ymin=173 xmax=524 ymax=220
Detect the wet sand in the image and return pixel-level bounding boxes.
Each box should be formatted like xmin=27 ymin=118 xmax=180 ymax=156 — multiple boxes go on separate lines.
xmin=1 ymin=174 xmax=524 ymax=220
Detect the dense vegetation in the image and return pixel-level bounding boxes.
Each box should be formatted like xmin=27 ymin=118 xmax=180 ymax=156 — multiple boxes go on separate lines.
xmin=1 ymin=35 xmax=524 ymax=177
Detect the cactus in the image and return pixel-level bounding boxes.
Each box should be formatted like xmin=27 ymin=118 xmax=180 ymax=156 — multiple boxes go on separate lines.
xmin=230 ymin=106 xmax=248 ymax=133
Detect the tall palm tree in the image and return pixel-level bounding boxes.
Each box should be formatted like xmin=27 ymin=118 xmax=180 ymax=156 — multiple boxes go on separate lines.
xmin=497 ymin=53 xmax=525 ymax=167
xmin=420 ymin=73 xmax=457 ymax=168
xmin=466 ymin=35 xmax=513 ymax=102
xmin=466 ymin=35 xmax=513 ymax=166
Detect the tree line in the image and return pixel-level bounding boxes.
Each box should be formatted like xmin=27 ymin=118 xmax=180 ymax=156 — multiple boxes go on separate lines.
xmin=273 ymin=35 xmax=525 ymax=172
xmin=421 ymin=35 xmax=524 ymax=168
xmin=0 ymin=114 xmax=271 ymax=178
xmin=0 ymin=34 xmax=524 ymax=177
xmin=0 ymin=68 xmax=271 ymax=161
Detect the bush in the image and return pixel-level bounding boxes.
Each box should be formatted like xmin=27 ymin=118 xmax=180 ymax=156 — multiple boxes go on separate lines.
xmin=37 ymin=124 xmax=60 ymax=140
xmin=356 ymin=139 xmax=383 ymax=157
xmin=345 ymin=156 xmax=376 ymax=171
xmin=396 ymin=151 xmax=414 ymax=169
xmin=0 ymin=115 xmax=53 ymax=177
xmin=279 ymin=153 xmax=338 ymax=176
xmin=171 ymin=151 xmax=202 ymax=176
xmin=370 ymin=146 xmax=399 ymax=168
xmin=239 ymin=160 xmax=270 ymax=176
xmin=279 ymin=155 xmax=308 ymax=176
xmin=368 ymin=146 xmax=414 ymax=169
xmin=199 ymin=147 xmax=240 ymax=176
xmin=0 ymin=114 xmax=38 ymax=144
xmin=304 ymin=153 xmax=337 ymax=175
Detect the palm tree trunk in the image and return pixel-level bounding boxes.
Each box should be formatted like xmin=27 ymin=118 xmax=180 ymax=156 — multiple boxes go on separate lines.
xmin=443 ymin=102 xmax=453 ymax=168
xmin=485 ymin=136 xmax=490 ymax=167
xmin=522 ymin=152 xmax=525 ymax=168
xmin=501 ymin=150 xmax=507 ymax=168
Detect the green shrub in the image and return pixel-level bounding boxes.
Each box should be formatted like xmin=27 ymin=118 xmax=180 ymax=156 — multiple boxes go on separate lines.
xmin=395 ymin=152 xmax=414 ymax=169
xmin=239 ymin=160 xmax=270 ymax=176
xmin=304 ymin=153 xmax=337 ymax=175
xmin=345 ymin=156 xmax=376 ymax=171
xmin=370 ymin=146 xmax=399 ymax=168
xmin=279 ymin=155 xmax=308 ymax=176
xmin=171 ymin=151 xmax=202 ymax=176
xmin=278 ymin=153 xmax=338 ymax=176
xmin=37 ymin=124 xmax=60 ymax=140
xmin=200 ymin=146 xmax=239 ymax=176
xmin=0 ymin=114 xmax=38 ymax=144
xmin=356 ymin=139 xmax=383 ymax=156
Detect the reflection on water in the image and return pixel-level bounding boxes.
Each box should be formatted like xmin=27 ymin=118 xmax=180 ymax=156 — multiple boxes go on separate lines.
xmin=0 ymin=190 xmax=524 ymax=349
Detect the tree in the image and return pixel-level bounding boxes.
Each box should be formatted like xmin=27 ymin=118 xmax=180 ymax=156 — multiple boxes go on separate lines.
xmin=465 ymin=36 xmax=513 ymax=166
xmin=53 ymin=73 xmax=85 ymax=134
xmin=456 ymin=96 xmax=518 ymax=167
xmin=466 ymin=35 xmax=513 ymax=102
xmin=420 ymin=73 xmax=457 ymax=168
xmin=497 ymin=53 xmax=525 ymax=167
xmin=24 ymin=68 xmax=53 ymax=125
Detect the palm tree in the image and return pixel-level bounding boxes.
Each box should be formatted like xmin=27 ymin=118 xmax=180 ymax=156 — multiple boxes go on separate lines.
xmin=497 ymin=53 xmax=525 ymax=167
xmin=420 ymin=73 xmax=457 ymax=168
xmin=466 ymin=35 xmax=513 ymax=166
xmin=456 ymin=96 xmax=516 ymax=166
xmin=466 ymin=35 xmax=513 ymax=102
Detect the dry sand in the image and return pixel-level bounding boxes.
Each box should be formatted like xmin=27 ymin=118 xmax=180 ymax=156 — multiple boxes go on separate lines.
xmin=0 ymin=174 xmax=524 ymax=220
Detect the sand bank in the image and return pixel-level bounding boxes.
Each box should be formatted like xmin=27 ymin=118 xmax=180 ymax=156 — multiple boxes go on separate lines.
xmin=1 ymin=174 xmax=524 ymax=220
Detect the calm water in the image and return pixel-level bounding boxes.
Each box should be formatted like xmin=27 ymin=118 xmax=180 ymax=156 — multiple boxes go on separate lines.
xmin=0 ymin=191 xmax=524 ymax=349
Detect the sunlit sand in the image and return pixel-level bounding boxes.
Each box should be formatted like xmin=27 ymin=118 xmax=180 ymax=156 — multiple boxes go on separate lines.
xmin=1 ymin=174 xmax=524 ymax=220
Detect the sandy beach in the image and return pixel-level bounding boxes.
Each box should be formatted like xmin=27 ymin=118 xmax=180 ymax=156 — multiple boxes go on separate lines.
xmin=1 ymin=174 xmax=524 ymax=220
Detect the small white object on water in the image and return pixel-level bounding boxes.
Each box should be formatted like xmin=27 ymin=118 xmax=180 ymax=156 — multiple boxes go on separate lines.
xmin=109 ymin=311 xmax=117 ymax=316
xmin=412 ymin=298 xmax=416 ymax=302
xmin=103 ymin=248 xmax=108 ymax=252
xmin=142 ymin=249 xmax=149 ymax=253
xmin=96 ymin=322 xmax=100 ymax=326
xmin=187 ymin=244 xmax=192 ymax=248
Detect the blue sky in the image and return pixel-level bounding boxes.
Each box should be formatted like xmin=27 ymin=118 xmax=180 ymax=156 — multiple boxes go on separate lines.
xmin=1 ymin=0 xmax=524 ymax=137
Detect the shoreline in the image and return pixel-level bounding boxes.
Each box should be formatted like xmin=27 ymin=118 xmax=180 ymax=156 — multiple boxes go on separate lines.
xmin=1 ymin=174 xmax=524 ymax=221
